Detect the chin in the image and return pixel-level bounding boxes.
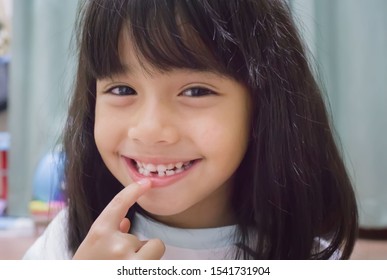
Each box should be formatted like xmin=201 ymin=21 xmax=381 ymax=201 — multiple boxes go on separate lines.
xmin=137 ymin=199 xmax=188 ymax=218
xmin=138 ymin=205 xmax=181 ymax=217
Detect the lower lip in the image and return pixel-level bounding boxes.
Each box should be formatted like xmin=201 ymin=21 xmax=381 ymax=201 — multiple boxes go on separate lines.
xmin=123 ymin=157 xmax=199 ymax=188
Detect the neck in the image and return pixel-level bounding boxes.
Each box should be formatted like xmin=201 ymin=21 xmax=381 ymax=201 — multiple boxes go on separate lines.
xmin=146 ymin=180 xmax=236 ymax=229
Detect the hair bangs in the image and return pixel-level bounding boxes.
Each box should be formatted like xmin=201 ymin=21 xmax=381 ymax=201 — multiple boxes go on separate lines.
xmin=126 ymin=0 xmax=229 ymax=74
xmin=77 ymin=0 xmax=126 ymax=78
xmin=81 ymin=0 xmax=244 ymax=79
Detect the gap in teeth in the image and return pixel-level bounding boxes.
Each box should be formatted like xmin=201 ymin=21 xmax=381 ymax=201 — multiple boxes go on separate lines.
xmin=135 ymin=160 xmax=193 ymax=177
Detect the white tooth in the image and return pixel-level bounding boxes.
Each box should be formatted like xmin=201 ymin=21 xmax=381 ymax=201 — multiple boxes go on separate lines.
xmin=158 ymin=171 xmax=165 ymax=177
xmin=183 ymin=161 xmax=191 ymax=166
xmin=145 ymin=163 xmax=157 ymax=172
xmin=166 ymin=170 xmax=175 ymax=176
xmin=143 ymin=169 xmax=151 ymax=176
xmin=139 ymin=167 xmax=145 ymax=174
xmin=157 ymin=165 xmax=167 ymax=172
xmin=167 ymin=163 xmax=174 ymax=170
xmin=175 ymin=162 xmax=183 ymax=169
xmin=175 ymin=168 xmax=183 ymax=174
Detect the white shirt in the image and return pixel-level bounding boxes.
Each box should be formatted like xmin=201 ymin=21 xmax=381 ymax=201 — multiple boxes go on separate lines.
xmin=23 ymin=210 xmax=71 ymax=260
xmin=23 ymin=209 xmax=337 ymax=260
xmin=131 ymin=212 xmax=237 ymax=259
xmin=23 ymin=209 xmax=237 ymax=260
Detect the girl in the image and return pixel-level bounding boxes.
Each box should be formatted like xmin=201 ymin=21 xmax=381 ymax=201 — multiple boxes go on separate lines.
xmin=24 ymin=0 xmax=358 ymax=259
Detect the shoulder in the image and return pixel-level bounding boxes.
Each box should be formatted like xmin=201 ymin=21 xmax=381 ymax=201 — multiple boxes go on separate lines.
xmin=23 ymin=208 xmax=72 ymax=260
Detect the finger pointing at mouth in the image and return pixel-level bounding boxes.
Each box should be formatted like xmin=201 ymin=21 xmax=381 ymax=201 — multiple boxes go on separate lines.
xmin=94 ymin=179 xmax=152 ymax=231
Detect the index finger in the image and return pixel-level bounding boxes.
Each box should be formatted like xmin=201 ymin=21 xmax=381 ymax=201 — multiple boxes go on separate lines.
xmin=94 ymin=179 xmax=151 ymax=229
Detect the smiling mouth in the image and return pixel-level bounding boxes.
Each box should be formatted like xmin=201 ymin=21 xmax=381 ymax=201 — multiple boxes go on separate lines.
xmin=132 ymin=159 xmax=196 ymax=177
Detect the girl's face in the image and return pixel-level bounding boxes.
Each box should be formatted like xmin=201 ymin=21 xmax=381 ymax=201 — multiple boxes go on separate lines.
xmin=94 ymin=32 xmax=251 ymax=228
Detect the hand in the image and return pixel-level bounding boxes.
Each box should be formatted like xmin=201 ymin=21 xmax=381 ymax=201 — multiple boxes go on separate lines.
xmin=72 ymin=179 xmax=165 ymax=259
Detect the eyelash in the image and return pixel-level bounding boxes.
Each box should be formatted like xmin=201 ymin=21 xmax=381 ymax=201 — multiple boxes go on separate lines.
xmin=105 ymin=86 xmax=215 ymax=97
xmin=105 ymin=86 xmax=136 ymax=96
xmin=180 ymin=87 xmax=215 ymax=97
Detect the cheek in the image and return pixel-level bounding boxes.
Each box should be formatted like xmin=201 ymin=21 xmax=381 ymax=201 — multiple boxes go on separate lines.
xmin=94 ymin=108 xmax=108 ymax=152
xmin=192 ymin=115 xmax=249 ymax=158
xmin=94 ymin=122 xmax=106 ymax=154
xmin=94 ymin=105 xmax=122 ymax=154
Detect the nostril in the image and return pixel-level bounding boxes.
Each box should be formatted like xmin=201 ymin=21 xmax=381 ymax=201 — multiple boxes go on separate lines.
xmin=128 ymin=124 xmax=180 ymax=145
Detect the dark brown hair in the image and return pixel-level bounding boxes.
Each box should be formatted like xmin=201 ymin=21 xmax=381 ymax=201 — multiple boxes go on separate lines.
xmin=63 ymin=0 xmax=358 ymax=259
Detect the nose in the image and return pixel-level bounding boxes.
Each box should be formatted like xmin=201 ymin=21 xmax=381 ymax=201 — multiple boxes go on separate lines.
xmin=127 ymin=100 xmax=179 ymax=146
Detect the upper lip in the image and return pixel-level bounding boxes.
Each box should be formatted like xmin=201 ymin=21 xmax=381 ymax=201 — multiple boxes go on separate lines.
xmin=122 ymin=155 xmax=197 ymax=165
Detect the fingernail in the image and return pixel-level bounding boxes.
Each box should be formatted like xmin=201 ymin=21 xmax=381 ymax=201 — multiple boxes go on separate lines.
xmin=137 ymin=178 xmax=151 ymax=186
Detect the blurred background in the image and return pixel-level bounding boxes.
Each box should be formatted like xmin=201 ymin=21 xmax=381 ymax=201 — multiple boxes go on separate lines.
xmin=0 ymin=0 xmax=386 ymax=259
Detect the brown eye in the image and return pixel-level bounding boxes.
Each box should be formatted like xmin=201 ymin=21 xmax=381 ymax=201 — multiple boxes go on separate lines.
xmin=181 ymin=87 xmax=215 ymax=97
xmin=107 ymin=86 xmax=136 ymax=96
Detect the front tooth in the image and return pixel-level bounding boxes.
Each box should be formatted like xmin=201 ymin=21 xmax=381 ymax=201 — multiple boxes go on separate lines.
xmin=175 ymin=167 xmax=183 ymax=174
xmin=145 ymin=163 xmax=157 ymax=172
xmin=158 ymin=171 xmax=165 ymax=177
xmin=139 ymin=167 xmax=145 ymax=174
xmin=167 ymin=163 xmax=174 ymax=170
xmin=143 ymin=169 xmax=151 ymax=176
xmin=157 ymin=165 xmax=167 ymax=172
xmin=175 ymin=162 xmax=183 ymax=169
